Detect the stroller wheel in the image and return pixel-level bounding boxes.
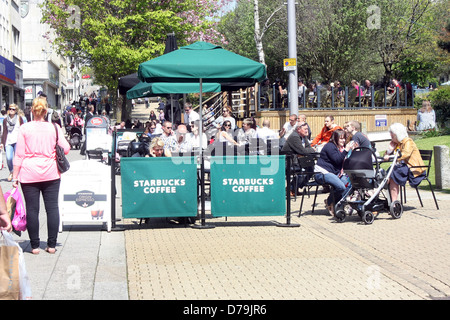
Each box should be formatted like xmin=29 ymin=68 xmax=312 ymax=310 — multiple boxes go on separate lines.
xmin=362 ymin=211 xmax=375 ymax=224
xmin=390 ymin=200 xmax=403 ymax=219
xmin=335 ymin=210 xmax=346 ymax=223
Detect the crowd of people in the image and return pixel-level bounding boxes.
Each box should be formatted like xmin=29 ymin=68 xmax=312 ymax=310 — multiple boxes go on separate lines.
xmin=260 ymin=77 xmax=416 ymax=109
xmin=120 ymin=103 xmax=427 ymax=219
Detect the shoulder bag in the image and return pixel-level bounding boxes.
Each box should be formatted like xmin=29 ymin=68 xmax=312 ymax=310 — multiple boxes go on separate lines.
xmin=53 ymin=123 xmax=70 ymax=173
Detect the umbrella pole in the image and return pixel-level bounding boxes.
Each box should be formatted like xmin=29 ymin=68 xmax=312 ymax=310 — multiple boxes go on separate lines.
xmin=170 ymin=94 xmax=174 ymax=125
xmin=193 ymin=78 xmax=214 ymax=229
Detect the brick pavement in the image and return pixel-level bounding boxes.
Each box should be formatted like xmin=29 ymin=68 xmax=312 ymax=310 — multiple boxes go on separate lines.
xmin=123 ymin=186 xmax=450 ymax=300
xmin=123 ymin=102 xmax=450 ymax=301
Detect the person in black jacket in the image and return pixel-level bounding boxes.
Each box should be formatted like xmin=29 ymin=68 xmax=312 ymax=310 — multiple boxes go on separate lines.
xmin=282 ymin=122 xmax=316 ymax=195
xmin=80 ymin=105 xmax=94 ymax=155
xmin=282 ymin=121 xmax=315 ymax=156
xmin=314 ymin=129 xmax=356 ymax=215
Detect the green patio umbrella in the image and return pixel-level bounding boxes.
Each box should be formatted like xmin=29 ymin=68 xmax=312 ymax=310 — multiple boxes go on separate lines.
xmin=137 ymin=41 xmax=267 ymax=228
xmin=126 ymin=81 xmax=221 ymax=100
xmin=137 ymin=41 xmax=266 ymax=84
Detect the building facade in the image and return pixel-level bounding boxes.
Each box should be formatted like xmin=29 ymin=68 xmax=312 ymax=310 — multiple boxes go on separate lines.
xmin=0 ymin=0 xmax=24 ymax=110
xmin=21 ymin=0 xmax=70 ymax=113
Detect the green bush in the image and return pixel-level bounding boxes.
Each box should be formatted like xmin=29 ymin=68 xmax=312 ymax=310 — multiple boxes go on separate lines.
xmin=427 ymin=86 xmax=450 ymax=126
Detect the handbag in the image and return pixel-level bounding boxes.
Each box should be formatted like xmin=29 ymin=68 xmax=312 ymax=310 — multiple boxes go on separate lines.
xmin=54 ymin=123 xmax=70 ymax=173
xmin=4 ymin=188 xmax=27 ymax=233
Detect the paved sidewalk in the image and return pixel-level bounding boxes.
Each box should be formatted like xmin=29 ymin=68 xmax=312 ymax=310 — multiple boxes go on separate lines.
xmin=3 ymin=105 xmax=449 ymax=302
xmin=1 ymin=139 xmax=128 ymax=300
xmin=124 ymin=188 xmax=450 ymax=300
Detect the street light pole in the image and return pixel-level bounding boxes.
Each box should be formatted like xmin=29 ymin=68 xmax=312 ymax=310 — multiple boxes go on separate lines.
xmin=287 ymin=0 xmax=298 ymax=115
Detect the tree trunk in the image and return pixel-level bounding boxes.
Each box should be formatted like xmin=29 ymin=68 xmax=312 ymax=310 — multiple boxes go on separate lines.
xmin=253 ymin=0 xmax=266 ymax=66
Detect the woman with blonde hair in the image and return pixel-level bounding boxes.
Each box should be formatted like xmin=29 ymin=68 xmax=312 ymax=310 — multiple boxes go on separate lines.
xmin=416 ymin=100 xmax=436 ymax=131
xmin=12 ymin=97 xmax=70 ymax=254
xmin=1 ymin=104 xmax=24 ymax=181
xmin=147 ymin=137 xmax=171 ymax=157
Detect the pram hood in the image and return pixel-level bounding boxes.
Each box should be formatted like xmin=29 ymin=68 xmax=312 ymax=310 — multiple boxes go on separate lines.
xmin=70 ymin=126 xmax=82 ymax=136
xmin=343 ymin=148 xmax=373 ymax=171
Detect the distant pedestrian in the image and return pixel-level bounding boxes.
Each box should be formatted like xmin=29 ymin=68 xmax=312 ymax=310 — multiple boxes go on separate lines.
xmin=149 ymin=110 xmax=157 ymax=121
xmin=1 ymin=104 xmax=24 ymax=181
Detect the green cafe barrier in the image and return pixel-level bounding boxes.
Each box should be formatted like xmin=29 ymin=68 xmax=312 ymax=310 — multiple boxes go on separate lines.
xmin=62 ymin=128 xmax=298 ymax=230
xmin=118 ymin=151 xmax=298 ymax=227
xmin=121 ymin=157 xmax=198 ymax=219
xmin=210 ymin=155 xmax=285 ymax=217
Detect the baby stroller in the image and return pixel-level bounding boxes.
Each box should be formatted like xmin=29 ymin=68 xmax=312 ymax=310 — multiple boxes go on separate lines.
xmin=334 ymin=147 xmax=403 ymax=224
xmin=69 ymin=126 xmax=83 ymax=149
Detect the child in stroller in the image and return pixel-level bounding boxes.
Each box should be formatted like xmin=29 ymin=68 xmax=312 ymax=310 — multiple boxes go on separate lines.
xmin=68 ymin=126 xmax=83 ymax=149
xmin=334 ymin=147 xmax=403 ymax=224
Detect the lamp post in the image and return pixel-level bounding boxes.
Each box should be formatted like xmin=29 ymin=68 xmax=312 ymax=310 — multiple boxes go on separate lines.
xmin=287 ymin=0 xmax=298 ymax=115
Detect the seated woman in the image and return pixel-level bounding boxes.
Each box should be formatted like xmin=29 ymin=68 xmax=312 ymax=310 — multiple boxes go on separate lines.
xmin=217 ymin=120 xmax=238 ymax=146
xmin=416 ymin=100 xmax=436 ymax=131
xmin=383 ymin=123 xmax=426 ymax=202
xmin=314 ymin=129 xmax=356 ymax=216
xmin=147 ymin=137 xmax=172 ymax=158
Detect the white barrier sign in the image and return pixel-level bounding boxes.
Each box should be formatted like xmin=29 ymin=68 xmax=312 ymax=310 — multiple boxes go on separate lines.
xmin=59 ymin=160 xmax=111 ymax=232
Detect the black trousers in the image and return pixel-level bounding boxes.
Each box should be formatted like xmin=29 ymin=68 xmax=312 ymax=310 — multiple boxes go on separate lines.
xmin=21 ymin=179 xmax=61 ymax=249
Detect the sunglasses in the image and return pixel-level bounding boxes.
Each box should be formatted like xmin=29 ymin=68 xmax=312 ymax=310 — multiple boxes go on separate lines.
xmin=9 ymin=108 xmax=16 ymax=111
xmin=224 ymin=124 xmax=231 ymax=127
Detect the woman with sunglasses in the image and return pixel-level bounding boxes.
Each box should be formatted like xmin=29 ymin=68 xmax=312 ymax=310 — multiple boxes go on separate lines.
xmin=217 ymin=120 xmax=238 ymax=146
xmin=1 ymin=104 xmax=24 ymax=181
xmin=212 ymin=106 xmax=236 ymax=130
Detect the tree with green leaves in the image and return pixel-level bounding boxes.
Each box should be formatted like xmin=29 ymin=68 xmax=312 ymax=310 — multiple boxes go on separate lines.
xmin=41 ymin=0 xmax=231 ymax=119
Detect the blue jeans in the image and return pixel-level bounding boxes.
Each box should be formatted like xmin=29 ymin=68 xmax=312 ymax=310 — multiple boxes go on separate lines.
xmin=5 ymin=143 xmax=16 ymax=173
xmin=21 ymin=179 xmax=61 ymax=249
xmin=315 ymin=173 xmax=349 ymax=206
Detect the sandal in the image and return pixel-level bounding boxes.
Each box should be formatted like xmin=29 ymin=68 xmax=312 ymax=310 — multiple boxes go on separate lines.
xmin=324 ymin=199 xmax=335 ymax=216
xmin=45 ymin=247 xmax=56 ymax=254
xmin=31 ymin=248 xmax=40 ymax=255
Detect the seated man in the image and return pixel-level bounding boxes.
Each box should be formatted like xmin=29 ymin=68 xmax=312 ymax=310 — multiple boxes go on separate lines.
xmin=345 ymin=120 xmax=371 ymax=149
xmin=282 ymin=122 xmax=316 ymax=195
xmin=311 ymin=115 xmax=342 ymax=150
xmin=174 ymin=124 xmax=193 ymax=153
xmin=256 ymin=119 xmax=278 ymax=142
xmin=160 ymin=121 xmax=178 ymax=153
xmin=279 ymin=114 xmax=298 ymax=147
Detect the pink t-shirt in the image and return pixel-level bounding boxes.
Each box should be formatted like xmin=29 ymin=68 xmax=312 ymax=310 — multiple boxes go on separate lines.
xmin=14 ymin=121 xmax=71 ymax=183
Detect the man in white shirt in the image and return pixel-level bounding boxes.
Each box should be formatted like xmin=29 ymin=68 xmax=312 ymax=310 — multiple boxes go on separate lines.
xmin=256 ymin=119 xmax=278 ymax=142
xmin=183 ymin=102 xmax=199 ymax=127
xmin=160 ymin=121 xmax=178 ymax=152
xmin=279 ymin=114 xmax=298 ymax=146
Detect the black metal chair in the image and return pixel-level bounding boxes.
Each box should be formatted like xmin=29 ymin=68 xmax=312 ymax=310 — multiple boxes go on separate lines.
xmin=400 ymin=149 xmax=439 ymax=210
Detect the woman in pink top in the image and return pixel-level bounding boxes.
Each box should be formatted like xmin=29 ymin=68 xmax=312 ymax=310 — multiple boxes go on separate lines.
xmin=12 ymin=97 xmax=70 ymax=254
